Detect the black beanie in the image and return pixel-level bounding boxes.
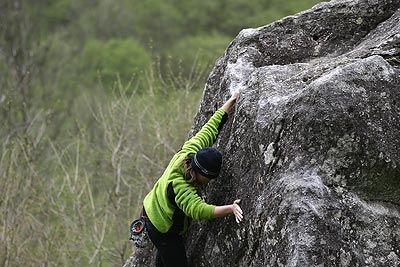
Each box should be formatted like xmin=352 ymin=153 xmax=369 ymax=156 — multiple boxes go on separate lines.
xmin=191 ymin=147 xmax=222 ymax=179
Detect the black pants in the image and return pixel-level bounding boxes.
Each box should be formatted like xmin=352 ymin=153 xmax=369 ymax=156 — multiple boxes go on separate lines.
xmin=143 ymin=208 xmax=188 ymax=267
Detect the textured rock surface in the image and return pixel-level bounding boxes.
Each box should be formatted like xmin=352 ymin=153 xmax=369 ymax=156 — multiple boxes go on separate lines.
xmin=125 ymin=0 xmax=400 ymax=266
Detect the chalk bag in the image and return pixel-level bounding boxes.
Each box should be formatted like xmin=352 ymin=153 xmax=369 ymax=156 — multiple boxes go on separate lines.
xmin=129 ymin=218 xmax=151 ymax=248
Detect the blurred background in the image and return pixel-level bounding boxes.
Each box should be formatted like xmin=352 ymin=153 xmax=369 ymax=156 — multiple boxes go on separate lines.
xmin=0 ymin=0 xmax=322 ymax=266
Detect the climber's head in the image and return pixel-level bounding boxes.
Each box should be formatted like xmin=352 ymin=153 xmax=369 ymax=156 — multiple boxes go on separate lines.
xmin=191 ymin=147 xmax=222 ymax=180
xmin=182 ymin=147 xmax=222 ymax=185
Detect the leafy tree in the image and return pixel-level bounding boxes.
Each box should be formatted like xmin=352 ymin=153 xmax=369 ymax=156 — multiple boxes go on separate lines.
xmin=27 ymin=0 xmax=74 ymax=33
xmin=81 ymin=38 xmax=152 ymax=88
xmin=166 ymin=33 xmax=232 ymax=80
xmin=0 ymin=0 xmax=47 ymax=143
xmin=127 ymin=0 xmax=185 ymax=50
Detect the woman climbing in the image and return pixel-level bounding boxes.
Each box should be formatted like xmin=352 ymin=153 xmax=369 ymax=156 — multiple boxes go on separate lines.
xmin=142 ymin=91 xmax=243 ymax=267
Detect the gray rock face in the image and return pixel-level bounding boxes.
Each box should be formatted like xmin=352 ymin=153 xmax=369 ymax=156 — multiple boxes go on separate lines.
xmin=125 ymin=0 xmax=400 ymax=266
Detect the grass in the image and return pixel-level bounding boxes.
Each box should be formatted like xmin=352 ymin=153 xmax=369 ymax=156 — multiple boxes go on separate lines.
xmin=0 ymin=68 xmax=203 ymax=266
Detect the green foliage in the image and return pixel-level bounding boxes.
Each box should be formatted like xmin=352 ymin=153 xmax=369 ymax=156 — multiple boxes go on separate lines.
xmin=130 ymin=0 xmax=185 ymax=48
xmin=0 ymin=72 xmax=203 ymax=266
xmin=28 ymin=0 xmax=73 ymax=32
xmin=82 ymin=38 xmax=151 ymax=88
xmin=166 ymin=33 xmax=233 ymax=76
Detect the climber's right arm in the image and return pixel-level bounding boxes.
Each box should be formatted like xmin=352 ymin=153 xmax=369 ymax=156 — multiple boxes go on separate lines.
xmin=214 ymin=199 xmax=243 ymax=224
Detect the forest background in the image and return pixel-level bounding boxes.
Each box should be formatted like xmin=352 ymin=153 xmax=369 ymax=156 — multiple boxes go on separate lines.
xmin=0 ymin=0 xmax=322 ymax=266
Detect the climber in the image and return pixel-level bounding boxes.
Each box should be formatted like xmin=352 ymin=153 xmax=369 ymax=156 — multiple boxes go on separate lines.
xmin=141 ymin=90 xmax=243 ymax=267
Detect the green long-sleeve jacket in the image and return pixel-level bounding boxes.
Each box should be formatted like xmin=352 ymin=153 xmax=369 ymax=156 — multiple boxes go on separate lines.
xmin=143 ymin=108 xmax=227 ymax=234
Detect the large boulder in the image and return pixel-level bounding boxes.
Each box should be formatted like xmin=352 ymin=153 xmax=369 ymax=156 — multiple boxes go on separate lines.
xmin=125 ymin=0 xmax=400 ymax=266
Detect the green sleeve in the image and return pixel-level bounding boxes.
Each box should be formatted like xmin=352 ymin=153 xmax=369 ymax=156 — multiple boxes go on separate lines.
xmin=173 ymin=177 xmax=215 ymax=220
xmin=181 ymin=108 xmax=227 ymax=154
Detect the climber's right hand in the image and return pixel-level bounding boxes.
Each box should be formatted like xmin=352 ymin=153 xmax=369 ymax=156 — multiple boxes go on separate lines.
xmin=222 ymin=90 xmax=240 ymax=112
xmin=232 ymin=199 xmax=243 ymax=224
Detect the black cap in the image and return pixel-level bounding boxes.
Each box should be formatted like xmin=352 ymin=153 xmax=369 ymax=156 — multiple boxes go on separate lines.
xmin=191 ymin=147 xmax=222 ymax=179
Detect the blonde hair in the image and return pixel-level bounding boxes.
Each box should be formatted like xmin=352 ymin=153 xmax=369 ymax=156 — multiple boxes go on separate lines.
xmin=181 ymin=155 xmax=198 ymax=184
